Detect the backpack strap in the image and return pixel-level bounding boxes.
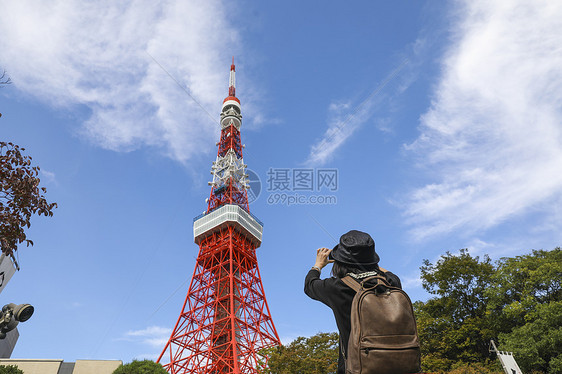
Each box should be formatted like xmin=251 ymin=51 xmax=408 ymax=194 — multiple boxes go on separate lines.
xmin=342 ymin=275 xmax=389 ymax=292
xmin=341 ymin=275 xmax=396 ymax=292
xmin=341 ymin=276 xmax=361 ymax=292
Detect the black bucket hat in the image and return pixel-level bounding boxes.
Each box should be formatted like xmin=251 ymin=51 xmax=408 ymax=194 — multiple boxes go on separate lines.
xmin=328 ymin=230 xmax=379 ymax=266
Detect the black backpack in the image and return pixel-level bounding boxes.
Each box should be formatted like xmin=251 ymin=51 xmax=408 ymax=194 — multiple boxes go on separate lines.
xmin=341 ymin=275 xmax=421 ymax=374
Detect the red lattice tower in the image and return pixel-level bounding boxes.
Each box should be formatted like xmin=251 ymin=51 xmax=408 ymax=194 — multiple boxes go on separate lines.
xmin=157 ymin=60 xmax=280 ymax=373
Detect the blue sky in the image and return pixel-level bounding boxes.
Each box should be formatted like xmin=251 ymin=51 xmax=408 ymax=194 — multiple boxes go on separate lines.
xmin=1 ymin=0 xmax=562 ymax=364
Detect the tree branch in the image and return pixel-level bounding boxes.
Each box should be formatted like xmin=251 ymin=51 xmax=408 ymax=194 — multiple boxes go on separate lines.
xmin=1 ymin=70 xmax=12 ymax=85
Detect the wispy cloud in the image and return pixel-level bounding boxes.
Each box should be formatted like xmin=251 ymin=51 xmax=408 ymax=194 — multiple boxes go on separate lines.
xmin=133 ymin=352 xmax=161 ymax=361
xmin=304 ymin=59 xmax=410 ymax=167
xmin=121 ymin=325 xmax=171 ymax=348
xmin=279 ymin=334 xmax=298 ymax=346
xmin=0 ymin=0 xmax=251 ymax=163
xmin=405 ymin=1 xmax=562 ymax=240
xmin=401 ymin=274 xmax=422 ymax=291
xmin=40 ymin=169 xmax=57 ymax=185
xmin=305 ymin=101 xmax=368 ymax=167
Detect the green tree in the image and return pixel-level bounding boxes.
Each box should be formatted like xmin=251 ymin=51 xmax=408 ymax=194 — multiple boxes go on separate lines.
xmin=416 ymin=247 xmax=561 ymax=373
xmin=420 ymin=249 xmax=494 ymax=323
xmin=260 ymin=332 xmax=339 ymax=374
xmin=0 ymin=142 xmax=57 ymax=266
xmin=112 ymin=360 xmax=167 ymax=374
xmin=486 ymin=249 xmax=562 ymax=333
xmin=416 ymin=249 xmax=497 ymax=372
xmin=0 ymin=365 xmax=24 ymax=374
xmin=488 ymin=248 xmax=562 ymax=373
xmin=447 ymin=362 xmax=501 ymax=374
xmin=499 ymin=301 xmax=562 ymax=374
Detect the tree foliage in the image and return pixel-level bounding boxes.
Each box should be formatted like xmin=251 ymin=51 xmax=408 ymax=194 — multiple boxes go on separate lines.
xmin=112 ymin=359 xmax=167 ymax=374
xmin=260 ymin=332 xmax=339 ymax=374
xmin=416 ymin=248 xmax=562 ymax=373
xmin=0 ymin=365 xmax=23 ymax=374
xmin=416 ymin=249 xmax=496 ymax=370
xmin=0 ymin=142 xmax=57 ymax=261
xmin=261 ymin=331 xmax=504 ymax=374
xmin=490 ymin=249 xmax=562 ymax=374
xmin=486 ymin=249 xmax=562 ymax=332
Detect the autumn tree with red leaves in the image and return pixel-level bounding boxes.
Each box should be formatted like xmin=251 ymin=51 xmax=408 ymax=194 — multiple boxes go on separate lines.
xmin=0 ymin=142 xmax=57 ymax=268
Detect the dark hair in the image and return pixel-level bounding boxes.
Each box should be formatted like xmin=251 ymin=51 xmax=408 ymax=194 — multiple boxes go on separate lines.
xmin=331 ymin=261 xmax=378 ymax=279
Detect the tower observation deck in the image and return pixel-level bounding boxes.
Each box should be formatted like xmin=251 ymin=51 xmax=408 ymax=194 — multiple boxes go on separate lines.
xmin=157 ymin=60 xmax=280 ymax=374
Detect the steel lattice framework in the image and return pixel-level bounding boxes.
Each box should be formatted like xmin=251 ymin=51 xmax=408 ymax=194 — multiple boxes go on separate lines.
xmin=157 ymin=60 xmax=280 ymax=374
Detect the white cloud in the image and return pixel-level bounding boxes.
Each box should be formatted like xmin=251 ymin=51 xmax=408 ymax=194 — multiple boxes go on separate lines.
xmin=122 ymin=325 xmax=171 ymax=348
xmin=279 ymin=334 xmax=298 ymax=346
xmin=40 ymin=169 xmax=57 ymax=185
xmin=0 ymin=0 xmax=248 ymax=163
xmin=405 ymin=1 xmax=562 ymax=240
xmin=133 ymin=352 xmax=160 ymax=361
xmin=401 ymin=274 xmax=422 ymax=291
xmin=305 ymin=100 xmax=367 ymax=166
xmin=304 ymin=57 xmax=410 ymax=167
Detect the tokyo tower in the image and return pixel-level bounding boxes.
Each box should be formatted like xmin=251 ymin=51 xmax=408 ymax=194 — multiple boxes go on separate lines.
xmin=157 ymin=60 xmax=281 ymax=373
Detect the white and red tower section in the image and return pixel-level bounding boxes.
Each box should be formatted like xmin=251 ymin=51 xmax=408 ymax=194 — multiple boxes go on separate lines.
xmin=157 ymin=61 xmax=280 ymax=374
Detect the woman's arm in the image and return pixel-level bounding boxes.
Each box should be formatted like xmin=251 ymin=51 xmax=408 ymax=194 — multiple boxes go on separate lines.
xmin=313 ymin=247 xmax=333 ymax=271
xmin=304 ymin=247 xmax=335 ymax=302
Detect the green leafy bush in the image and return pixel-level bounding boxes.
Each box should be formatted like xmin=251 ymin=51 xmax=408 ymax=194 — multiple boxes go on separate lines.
xmin=112 ymin=359 xmax=167 ymax=374
xmin=0 ymin=365 xmax=24 ymax=374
